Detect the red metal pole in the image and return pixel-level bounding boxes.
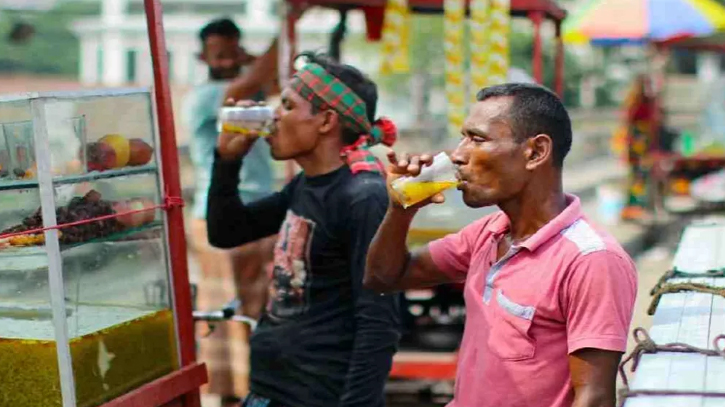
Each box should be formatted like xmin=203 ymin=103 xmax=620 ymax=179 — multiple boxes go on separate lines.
xmin=555 ymin=21 xmax=564 ymax=99
xmin=285 ymin=3 xmax=299 ymax=182
xmin=530 ymin=11 xmax=544 ymax=85
xmin=143 ymin=1 xmax=200 ymax=406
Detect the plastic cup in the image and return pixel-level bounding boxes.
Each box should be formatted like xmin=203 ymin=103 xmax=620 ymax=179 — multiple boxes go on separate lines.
xmin=218 ymin=105 xmax=275 ymax=137
xmin=391 ymin=152 xmax=459 ymax=208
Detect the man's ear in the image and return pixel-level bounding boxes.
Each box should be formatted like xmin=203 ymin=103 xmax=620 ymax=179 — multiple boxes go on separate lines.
xmin=197 ymin=51 xmax=206 ymax=63
xmin=524 ymin=134 xmax=553 ymax=170
xmin=318 ymin=109 xmax=340 ymax=135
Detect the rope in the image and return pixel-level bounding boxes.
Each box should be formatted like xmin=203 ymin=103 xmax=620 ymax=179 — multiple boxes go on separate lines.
xmin=0 ymin=195 xmax=184 ymax=241
xmin=650 ymin=268 xmax=725 ymax=295
xmin=648 ymin=282 xmax=725 ymax=315
xmin=617 ymin=327 xmax=725 ymax=407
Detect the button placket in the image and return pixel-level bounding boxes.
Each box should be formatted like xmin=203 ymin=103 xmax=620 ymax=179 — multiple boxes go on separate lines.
xmin=483 ymin=246 xmax=520 ymax=304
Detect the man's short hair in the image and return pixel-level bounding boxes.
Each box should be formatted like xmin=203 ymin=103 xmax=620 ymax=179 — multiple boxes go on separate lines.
xmin=476 ymin=83 xmax=572 ymax=168
xmin=199 ymin=18 xmax=241 ymax=43
xmin=295 ymin=51 xmax=379 ymax=146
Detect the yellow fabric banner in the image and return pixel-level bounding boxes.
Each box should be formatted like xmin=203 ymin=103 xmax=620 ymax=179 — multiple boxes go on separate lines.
xmin=444 ymin=0 xmax=466 ymax=137
xmin=486 ymin=0 xmax=511 ymax=85
xmin=380 ymin=0 xmax=411 ymax=74
xmin=470 ymin=0 xmax=491 ymax=101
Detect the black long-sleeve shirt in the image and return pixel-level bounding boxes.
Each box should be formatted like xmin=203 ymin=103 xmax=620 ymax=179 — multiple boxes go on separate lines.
xmin=207 ymin=153 xmax=401 ymax=407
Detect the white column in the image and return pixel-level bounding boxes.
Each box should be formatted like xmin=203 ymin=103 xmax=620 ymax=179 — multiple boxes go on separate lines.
xmin=137 ymin=42 xmax=154 ymax=87
xmin=698 ymin=52 xmax=721 ymax=84
xmin=99 ymin=0 xmax=127 ymax=86
xmin=101 ymin=0 xmax=127 ymax=24
xmin=79 ymin=37 xmax=99 ymax=86
xmin=101 ymin=30 xmax=125 ymax=86
xmin=172 ymin=37 xmax=193 ymax=86
xmin=247 ymin=0 xmax=270 ymax=25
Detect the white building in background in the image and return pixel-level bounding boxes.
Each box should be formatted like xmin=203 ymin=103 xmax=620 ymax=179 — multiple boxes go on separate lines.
xmin=70 ymin=0 xmax=368 ymax=87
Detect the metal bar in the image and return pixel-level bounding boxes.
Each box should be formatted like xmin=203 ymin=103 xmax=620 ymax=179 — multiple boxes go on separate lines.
xmin=142 ymin=1 xmax=200 ymax=407
xmin=530 ymin=11 xmax=544 ymax=85
xmin=283 ymin=3 xmax=299 ymax=182
xmin=98 ymin=362 xmax=208 ymax=407
xmin=290 ymin=0 xmax=568 ymax=22
xmin=32 ymin=98 xmax=77 ymax=407
xmin=554 ymin=20 xmax=564 ymax=99
xmin=0 ymin=88 xmax=149 ymax=102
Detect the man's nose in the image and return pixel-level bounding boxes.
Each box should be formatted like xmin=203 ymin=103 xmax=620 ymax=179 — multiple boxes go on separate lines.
xmin=451 ymin=140 xmax=468 ymax=166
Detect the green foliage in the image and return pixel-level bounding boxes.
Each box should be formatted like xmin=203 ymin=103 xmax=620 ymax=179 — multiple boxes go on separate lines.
xmin=0 ymin=1 xmax=98 ymax=75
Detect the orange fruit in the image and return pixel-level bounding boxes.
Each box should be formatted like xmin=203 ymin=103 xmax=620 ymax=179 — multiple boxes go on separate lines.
xmin=99 ymin=134 xmax=130 ymax=168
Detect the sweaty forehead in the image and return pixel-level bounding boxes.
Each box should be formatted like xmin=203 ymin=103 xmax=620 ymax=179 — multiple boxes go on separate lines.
xmin=463 ymin=96 xmax=514 ymax=135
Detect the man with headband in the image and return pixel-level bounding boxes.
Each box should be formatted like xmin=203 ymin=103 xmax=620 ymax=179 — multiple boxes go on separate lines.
xmin=206 ymin=51 xmax=401 ymax=407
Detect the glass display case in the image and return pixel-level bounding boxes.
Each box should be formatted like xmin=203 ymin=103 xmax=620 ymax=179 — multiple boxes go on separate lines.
xmin=0 ymin=89 xmax=179 ymax=407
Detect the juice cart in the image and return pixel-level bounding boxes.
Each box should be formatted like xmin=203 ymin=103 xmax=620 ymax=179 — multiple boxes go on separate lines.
xmin=649 ymin=37 xmax=725 ymax=214
xmin=0 ymin=1 xmax=204 ymax=406
xmin=280 ymin=1 xmax=567 ymax=404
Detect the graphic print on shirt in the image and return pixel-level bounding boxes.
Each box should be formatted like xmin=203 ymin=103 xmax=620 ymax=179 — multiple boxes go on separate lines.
xmin=268 ymin=210 xmax=315 ymax=318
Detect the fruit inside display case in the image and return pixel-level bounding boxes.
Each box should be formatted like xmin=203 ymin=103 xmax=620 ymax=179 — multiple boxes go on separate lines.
xmin=0 ymin=89 xmax=180 ymax=407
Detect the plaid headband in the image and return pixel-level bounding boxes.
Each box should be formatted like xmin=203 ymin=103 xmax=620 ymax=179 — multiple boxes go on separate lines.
xmin=289 ymin=62 xmax=397 ymax=175
xmin=289 ymin=63 xmax=396 ymax=148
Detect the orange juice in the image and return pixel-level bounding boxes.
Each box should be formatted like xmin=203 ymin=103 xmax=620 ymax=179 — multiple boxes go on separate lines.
xmin=393 ymin=180 xmax=459 ymax=208
xmin=220 ymin=122 xmax=271 ymax=137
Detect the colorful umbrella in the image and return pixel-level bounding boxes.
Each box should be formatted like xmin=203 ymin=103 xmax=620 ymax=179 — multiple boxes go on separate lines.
xmin=563 ymin=0 xmax=725 ymax=45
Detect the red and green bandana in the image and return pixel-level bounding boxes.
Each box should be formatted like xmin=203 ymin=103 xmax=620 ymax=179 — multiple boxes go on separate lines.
xmin=289 ymin=62 xmax=397 ymax=175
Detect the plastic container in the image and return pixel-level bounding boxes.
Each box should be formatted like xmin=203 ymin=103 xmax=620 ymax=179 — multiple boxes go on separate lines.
xmin=391 ymin=152 xmax=459 ymax=208
xmin=596 ymin=184 xmax=625 ymax=226
xmin=218 ymin=105 xmax=275 ymax=137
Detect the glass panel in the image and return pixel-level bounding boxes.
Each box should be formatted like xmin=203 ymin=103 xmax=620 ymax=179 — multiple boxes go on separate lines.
xmin=43 ymin=92 xmax=157 ymax=180
xmin=0 ymin=101 xmax=62 ymax=405
xmin=0 ymin=100 xmax=36 ymax=181
xmin=42 ymin=91 xmax=177 ymax=406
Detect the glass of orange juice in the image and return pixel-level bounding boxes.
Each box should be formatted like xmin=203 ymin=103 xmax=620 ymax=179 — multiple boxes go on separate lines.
xmin=391 ymin=152 xmax=459 ymax=208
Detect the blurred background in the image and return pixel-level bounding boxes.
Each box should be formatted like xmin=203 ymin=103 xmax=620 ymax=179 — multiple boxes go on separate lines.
xmin=2 ymin=0 xmax=723 ymax=190
xmin=3 ymin=0 xmax=725 ymax=405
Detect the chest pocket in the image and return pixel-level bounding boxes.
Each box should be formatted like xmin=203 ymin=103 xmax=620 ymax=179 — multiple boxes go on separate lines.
xmin=487 ymin=289 xmax=537 ymax=361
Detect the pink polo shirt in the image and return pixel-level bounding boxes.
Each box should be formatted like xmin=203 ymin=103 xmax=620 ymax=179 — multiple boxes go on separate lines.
xmin=428 ymin=195 xmax=637 ymax=407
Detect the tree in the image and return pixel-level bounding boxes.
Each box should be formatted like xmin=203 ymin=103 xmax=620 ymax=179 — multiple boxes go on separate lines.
xmin=0 ymin=1 xmax=98 ymax=75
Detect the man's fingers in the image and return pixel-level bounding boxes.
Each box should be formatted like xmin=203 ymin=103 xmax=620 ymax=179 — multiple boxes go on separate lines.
xmin=431 ymin=193 xmax=446 ymax=204
xmin=386 ymin=150 xmax=398 ymax=166
xmin=386 ymin=151 xmax=443 ymax=176
xmin=224 ymin=98 xmax=236 ymax=107
xmin=408 ymin=156 xmax=420 ymax=175
xmin=419 ymin=154 xmax=434 ymax=167
xmin=235 ymin=100 xmax=257 ymax=108
xmin=397 ymin=152 xmax=409 ymax=168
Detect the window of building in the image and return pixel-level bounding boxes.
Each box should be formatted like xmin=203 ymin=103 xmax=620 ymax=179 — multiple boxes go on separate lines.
xmin=126 ymin=49 xmax=138 ymax=83
xmin=97 ymin=47 xmax=104 ymax=80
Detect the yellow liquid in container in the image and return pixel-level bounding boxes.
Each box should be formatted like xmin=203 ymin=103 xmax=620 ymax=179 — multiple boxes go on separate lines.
xmin=221 ymin=122 xmax=270 ymax=137
xmin=0 ymin=309 xmax=178 ymax=407
xmin=393 ymin=181 xmax=459 ymax=208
